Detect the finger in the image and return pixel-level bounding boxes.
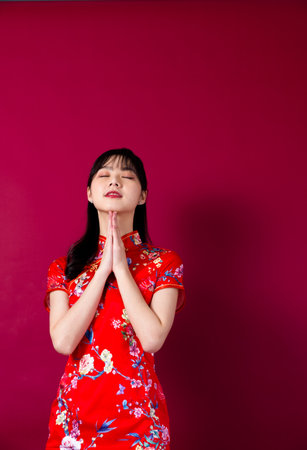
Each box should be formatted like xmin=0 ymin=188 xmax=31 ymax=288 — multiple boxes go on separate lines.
xmin=112 ymin=213 xmax=120 ymax=243
xmin=107 ymin=211 xmax=112 ymax=243
xmin=114 ymin=212 xmax=120 ymax=235
xmin=112 ymin=212 xmax=117 ymax=238
xmin=106 ymin=211 xmax=110 ymax=233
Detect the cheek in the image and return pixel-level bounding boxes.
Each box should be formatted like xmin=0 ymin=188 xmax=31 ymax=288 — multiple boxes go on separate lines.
xmin=91 ymin=181 xmax=104 ymax=197
xmin=94 ymin=177 xmax=106 ymax=186
xmin=130 ymin=185 xmax=142 ymax=199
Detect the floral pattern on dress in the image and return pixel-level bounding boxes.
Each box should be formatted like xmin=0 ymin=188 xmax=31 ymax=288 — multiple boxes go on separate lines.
xmin=44 ymin=230 xmax=185 ymax=449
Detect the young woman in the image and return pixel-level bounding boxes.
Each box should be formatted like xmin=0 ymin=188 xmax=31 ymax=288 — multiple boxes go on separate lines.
xmin=44 ymin=148 xmax=186 ymax=449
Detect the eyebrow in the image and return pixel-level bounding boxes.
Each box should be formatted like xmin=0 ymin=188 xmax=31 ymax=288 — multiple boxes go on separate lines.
xmin=99 ymin=165 xmax=137 ymax=174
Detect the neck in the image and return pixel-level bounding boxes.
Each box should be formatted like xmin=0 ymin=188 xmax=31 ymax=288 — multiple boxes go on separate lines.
xmin=97 ymin=210 xmax=134 ymax=237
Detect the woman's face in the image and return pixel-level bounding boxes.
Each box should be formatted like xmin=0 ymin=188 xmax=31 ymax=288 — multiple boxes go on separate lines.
xmin=87 ymin=155 xmax=147 ymax=213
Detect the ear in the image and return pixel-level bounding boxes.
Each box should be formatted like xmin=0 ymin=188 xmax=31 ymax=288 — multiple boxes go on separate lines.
xmin=138 ymin=190 xmax=147 ymax=205
xmin=87 ymin=186 xmax=92 ymax=203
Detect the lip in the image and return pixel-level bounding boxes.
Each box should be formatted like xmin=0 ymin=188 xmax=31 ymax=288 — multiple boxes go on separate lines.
xmin=105 ymin=191 xmax=122 ymax=198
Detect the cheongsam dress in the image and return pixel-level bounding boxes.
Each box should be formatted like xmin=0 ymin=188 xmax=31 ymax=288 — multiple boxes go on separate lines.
xmin=44 ymin=230 xmax=186 ymax=450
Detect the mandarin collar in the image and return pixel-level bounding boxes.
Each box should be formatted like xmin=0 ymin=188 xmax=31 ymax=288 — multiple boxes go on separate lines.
xmin=95 ymin=230 xmax=142 ymax=258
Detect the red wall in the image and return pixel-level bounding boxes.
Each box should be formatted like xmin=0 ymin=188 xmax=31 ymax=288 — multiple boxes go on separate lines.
xmin=0 ymin=1 xmax=306 ymax=449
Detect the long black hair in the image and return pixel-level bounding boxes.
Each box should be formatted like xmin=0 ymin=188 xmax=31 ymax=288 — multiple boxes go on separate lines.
xmin=65 ymin=148 xmax=152 ymax=281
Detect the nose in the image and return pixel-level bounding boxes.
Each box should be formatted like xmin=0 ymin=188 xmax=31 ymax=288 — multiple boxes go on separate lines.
xmin=109 ymin=174 xmax=120 ymax=186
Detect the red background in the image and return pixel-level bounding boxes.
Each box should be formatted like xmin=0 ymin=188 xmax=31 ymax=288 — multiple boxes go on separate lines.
xmin=0 ymin=1 xmax=306 ymax=449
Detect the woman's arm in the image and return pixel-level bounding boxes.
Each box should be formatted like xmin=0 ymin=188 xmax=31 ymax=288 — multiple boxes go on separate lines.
xmin=49 ymin=265 xmax=109 ymax=355
xmin=115 ymin=266 xmax=179 ymax=353
xmin=50 ymin=212 xmax=114 ymax=355
xmin=110 ymin=211 xmax=178 ymax=354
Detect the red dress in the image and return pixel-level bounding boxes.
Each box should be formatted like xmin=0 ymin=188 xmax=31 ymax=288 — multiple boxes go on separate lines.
xmin=44 ymin=230 xmax=186 ymax=450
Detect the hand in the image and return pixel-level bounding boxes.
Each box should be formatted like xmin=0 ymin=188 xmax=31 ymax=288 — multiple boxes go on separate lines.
xmin=97 ymin=211 xmax=113 ymax=277
xmin=111 ymin=211 xmax=129 ymax=275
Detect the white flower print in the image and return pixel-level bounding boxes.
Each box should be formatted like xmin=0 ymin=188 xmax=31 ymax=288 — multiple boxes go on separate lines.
xmin=71 ymin=376 xmax=78 ymax=389
xmin=112 ymin=319 xmax=121 ymax=329
xmin=56 ymin=410 xmax=67 ymax=425
xmin=100 ymin=349 xmax=112 ymax=362
xmin=100 ymin=348 xmax=113 ymax=373
xmin=145 ymin=378 xmax=152 ymax=392
xmin=60 ymin=435 xmax=82 ymax=449
xmin=104 ymin=359 xmax=114 ymax=373
xmin=79 ymin=354 xmax=94 ymax=375
xmin=133 ymin=407 xmax=143 ymax=418
xmin=131 ymin=378 xmax=142 ymax=388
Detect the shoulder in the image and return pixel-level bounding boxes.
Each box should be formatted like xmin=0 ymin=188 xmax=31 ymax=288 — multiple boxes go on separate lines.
xmin=47 ymin=255 xmax=67 ymax=274
xmin=136 ymin=242 xmax=186 ymax=313
xmin=44 ymin=256 xmax=69 ymax=312
xmin=140 ymin=242 xmax=184 ymax=267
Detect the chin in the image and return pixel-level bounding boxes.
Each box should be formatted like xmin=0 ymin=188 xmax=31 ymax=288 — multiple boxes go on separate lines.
xmin=104 ymin=207 xmax=120 ymax=213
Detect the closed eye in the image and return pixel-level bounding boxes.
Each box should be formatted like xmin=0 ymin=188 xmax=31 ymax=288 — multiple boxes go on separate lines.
xmin=99 ymin=175 xmax=134 ymax=179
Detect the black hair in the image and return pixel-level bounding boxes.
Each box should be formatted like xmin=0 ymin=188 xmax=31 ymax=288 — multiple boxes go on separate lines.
xmin=65 ymin=148 xmax=151 ymax=281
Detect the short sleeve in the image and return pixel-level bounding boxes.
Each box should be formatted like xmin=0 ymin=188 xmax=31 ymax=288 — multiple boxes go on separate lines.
xmin=153 ymin=250 xmax=186 ymax=314
xmin=44 ymin=256 xmax=69 ymax=313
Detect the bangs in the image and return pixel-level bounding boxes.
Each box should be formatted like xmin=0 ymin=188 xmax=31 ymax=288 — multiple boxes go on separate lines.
xmin=101 ymin=154 xmax=137 ymax=173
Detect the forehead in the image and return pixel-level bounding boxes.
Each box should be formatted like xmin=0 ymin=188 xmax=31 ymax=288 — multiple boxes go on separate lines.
xmin=100 ymin=155 xmax=136 ymax=172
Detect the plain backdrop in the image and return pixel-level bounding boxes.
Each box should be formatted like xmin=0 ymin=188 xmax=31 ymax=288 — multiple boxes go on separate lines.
xmin=0 ymin=1 xmax=306 ymax=449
